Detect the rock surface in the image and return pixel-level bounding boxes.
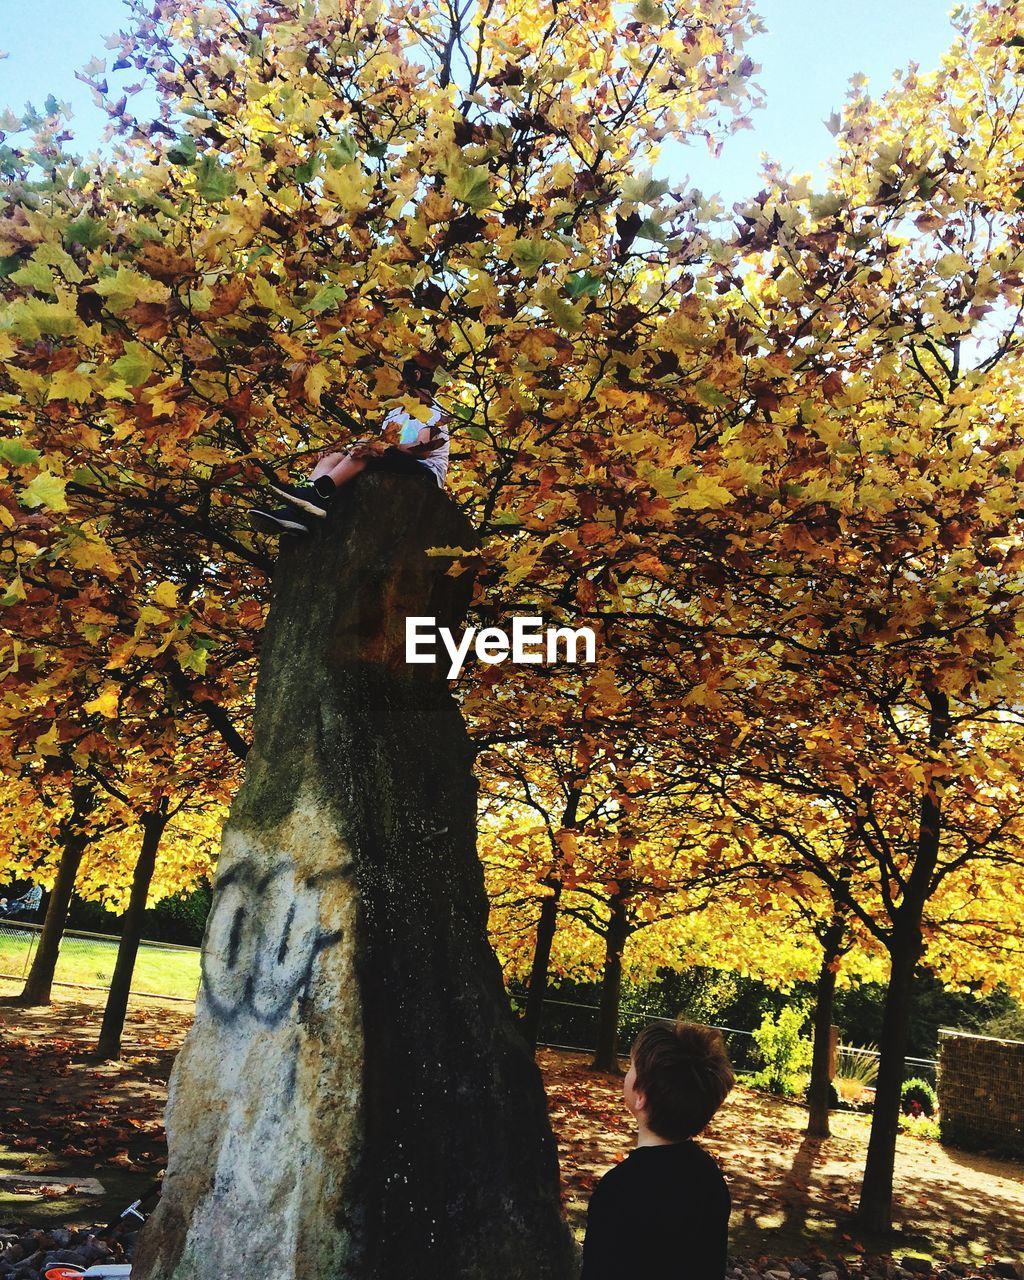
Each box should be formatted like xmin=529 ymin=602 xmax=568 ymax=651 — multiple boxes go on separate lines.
xmin=129 ymin=474 xmax=578 ymax=1280
xmin=0 ymin=1224 xmax=122 ymax=1278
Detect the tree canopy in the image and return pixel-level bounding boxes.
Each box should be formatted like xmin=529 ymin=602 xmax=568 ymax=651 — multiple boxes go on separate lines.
xmin=3 ymin=0 xmax=1024 ymax=1241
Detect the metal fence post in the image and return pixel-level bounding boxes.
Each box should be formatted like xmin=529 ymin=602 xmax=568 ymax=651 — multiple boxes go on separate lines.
xmin=21 ymin=926 xmax=37 ymax=978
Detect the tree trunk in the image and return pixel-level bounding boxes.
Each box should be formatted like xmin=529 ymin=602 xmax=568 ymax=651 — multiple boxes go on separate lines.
xmin=855 ymin=932 xmax=920 ymax=1232
xmin=520 ymin=876 xmax=561 ymax=1051
xmin=17 ymin=784 xmax=95 ymax=1006
xmin=857 ymin=689 xmax=948 ymax=1234
xmin=521 ymin=788 xmax=579 ymax=1051
xmin=96 ymin=799 xmax=170 ymax=1061
xmin=134 ymin=474 xmax=577 ymax=1280
xmin=806 ymin=919 xmax=843 ymax=1138
xmin=591 ymin=889 xmax=630 ymax=1072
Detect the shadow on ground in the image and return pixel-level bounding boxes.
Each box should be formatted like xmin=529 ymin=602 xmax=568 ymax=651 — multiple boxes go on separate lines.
xmin=2 ymin=985 xmax=1022 ymax=1266
xmin=0 ymin=981 xmax=190 ymax=1229
xmin=541 ymin=1050 xmax=1024 ymax=1265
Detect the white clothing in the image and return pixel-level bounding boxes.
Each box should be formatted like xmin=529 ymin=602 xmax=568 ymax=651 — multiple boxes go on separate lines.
xmin=382 ymin=403 xmax=450 ymax=486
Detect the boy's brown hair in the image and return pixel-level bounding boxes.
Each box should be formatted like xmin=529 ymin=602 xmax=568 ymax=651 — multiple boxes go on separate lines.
xmin=631 ymin=1021 xmax=735 ymax=1141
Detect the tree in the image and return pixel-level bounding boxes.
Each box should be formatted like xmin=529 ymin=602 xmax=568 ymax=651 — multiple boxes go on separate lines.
xmin=1 ymin=1 xmax=768 ymax=1268
xmin=134 ymin=477 xmax=583 ymax=1279
xmin=6 ymin=0 xmax=1024 ymax=1256
xmin=482 ymin=732 xmax=822 ymax=1071
xmin=14 ymin=779 xmax=99 ymax=1005
xmin=0 ymin=502 xmax=238 ymax=1009
xmin=478 ymin=735 xmax=588 ymax=1051
xmin=578 ymin=2 xmax=1024 ymax=1231
xmin=91 ymin=736 xmax=232 ymax=1059
xmin=97 ymin=795 xmax=172 ymax=1058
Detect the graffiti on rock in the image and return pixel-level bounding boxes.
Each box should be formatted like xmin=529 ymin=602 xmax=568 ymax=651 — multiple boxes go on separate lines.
xmin=202 ymin=858 xmax=349 ymax=1026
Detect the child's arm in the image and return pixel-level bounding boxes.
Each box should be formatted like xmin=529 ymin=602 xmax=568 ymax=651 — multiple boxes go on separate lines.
xmin=398 ymin=423 xmax=446 ymax=456
xmin=579 ymin=1176 xmax=626 ymax=1280
xmin=400 ymin=425 xmax=433 ymax=450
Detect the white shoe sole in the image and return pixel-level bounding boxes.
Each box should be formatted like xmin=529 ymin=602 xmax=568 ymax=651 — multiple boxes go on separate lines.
xmin=268 ymin=484 xmax=328 ymax=517
xmin=250 ymin=509 xmax=309 ymax=535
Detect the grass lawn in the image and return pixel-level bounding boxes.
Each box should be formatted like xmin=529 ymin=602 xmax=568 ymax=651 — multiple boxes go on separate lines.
xmin=0 ymin=930 xmax=200 ymax=1001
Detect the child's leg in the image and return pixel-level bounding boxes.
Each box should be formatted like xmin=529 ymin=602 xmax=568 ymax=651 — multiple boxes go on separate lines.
xmin=255 ymin=448 xmax=364 ymax=533
xmin=310 ymin=452 xmax=346 ymax=482
xmin=311 ymin=452 xmax=368 ymax=489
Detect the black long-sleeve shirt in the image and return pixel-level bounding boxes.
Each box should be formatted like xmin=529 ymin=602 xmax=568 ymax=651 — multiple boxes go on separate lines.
xmin=580 ymin=1140 xmax=730 ymax=1280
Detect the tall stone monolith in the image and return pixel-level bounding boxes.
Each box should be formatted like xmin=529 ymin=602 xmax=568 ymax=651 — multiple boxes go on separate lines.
xmin=133 ymin=472 xmax=578 ymax=1280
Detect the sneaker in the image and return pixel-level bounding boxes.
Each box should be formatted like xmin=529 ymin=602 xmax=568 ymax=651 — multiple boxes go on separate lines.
xmin=249 ymin=505 xmax=311 ymax=536
xmin=266 ymin=481 xmax=329 ymax=518
xmin=312 ymin=475 xmax=337 ymax=499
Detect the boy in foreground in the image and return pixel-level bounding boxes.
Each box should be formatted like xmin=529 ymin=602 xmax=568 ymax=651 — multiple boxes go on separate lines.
xmin=581 ymin=1021 xmax=735 ymax=1280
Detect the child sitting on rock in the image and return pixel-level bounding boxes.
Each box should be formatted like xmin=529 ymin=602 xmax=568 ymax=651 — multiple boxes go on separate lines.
xmin=581 ymin=1021 xmax=735 ymax=1280
xmin=250 ymin=384 xmax=450 ymax=537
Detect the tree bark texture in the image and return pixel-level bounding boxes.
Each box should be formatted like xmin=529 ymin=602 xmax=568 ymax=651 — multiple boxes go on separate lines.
xmin=855 ymin=934 xmax=920 ymax=1233
xmin=133 ymin=474 xmax=577 ymax=1280
xmin=591 ymin=890 xmax=630 ymax=1072
xmin=18 ymin=783 xmax=95 ymax=1007
xmin=521 ymin=787 xmax=579 ymax=1052
xmin=857 ymin=689 xmax=949 ymax=1234
xmin=806 ymin=920 xmax=843 ymax=1139
xmin=97 ymin=800 xmax=170 ymax=1060
xmin=521 ymin=877 xmax=561 ymax=1051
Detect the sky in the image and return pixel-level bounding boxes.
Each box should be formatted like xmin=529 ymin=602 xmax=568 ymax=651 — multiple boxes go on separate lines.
xmin=0 ymin=0 xmax=956 ymax=207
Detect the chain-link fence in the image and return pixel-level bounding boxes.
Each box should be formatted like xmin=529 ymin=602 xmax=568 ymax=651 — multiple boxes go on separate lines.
xmin=0 ymin=919 xmax=201 ymax=1003
xmin=508 ymin=990 xmax=758 ymax=1068
xmin=0 ymin=922 xmax=940 ymax=1081
xmin=509 ymin=991 xmax=937 ymax=1081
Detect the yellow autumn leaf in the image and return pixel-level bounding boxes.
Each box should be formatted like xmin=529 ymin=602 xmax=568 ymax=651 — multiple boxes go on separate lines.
xmin=1 ymin=574 xmax=25 ymax=604
xmin=91 ymin=267 xmax=171 ymax=314
xmin=22 ymin=471 xmax=68 ymax=512
xmin=48 ymin=369 xmax=95 ymax=403
xmin=6 ymin=366 xmax=48 ymax=405
xmin=84 ymin=684 xmax=120 ymax=717
xmin=675 ymin=475 xmax=734 ymax=511
xmin=251 ymin=274 xmax=285 ymax=313
xmin=554 ymin=828 xmax=577 ymax=857
xmin=322 ymin=162 xmax=371 ymax=213
xmin=152 ymin=580 xmax=179 ymax=609
xmin=67 ymin=537 xmax=121 ymax=577
xmin=33 ymin=724 xmax=61 ymax=757
xmin=537 ymin=286 xmax=583 ymax=332
xmin=304 ymin=364 xmax=330 ymax=406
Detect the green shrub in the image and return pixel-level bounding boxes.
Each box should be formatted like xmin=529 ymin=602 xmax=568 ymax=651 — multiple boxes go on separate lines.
xmin=750 ymin=1005 xmax=814 ymax=1097
xmin=899 ymin=1111 xmax=940 ymax=1140
xmin=835 ymin=1043 xmax=880 ymax=1088
xmin=901 ymin=1076 xmax=937 ymax=1117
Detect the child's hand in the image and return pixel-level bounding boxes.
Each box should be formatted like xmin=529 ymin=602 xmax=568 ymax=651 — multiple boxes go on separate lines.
xmin=348 ymin=438 xmax=386 ymax=459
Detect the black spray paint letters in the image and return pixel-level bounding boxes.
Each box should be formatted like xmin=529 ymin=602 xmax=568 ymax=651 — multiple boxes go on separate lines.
xmin=202 ymin=859 xmax=349 ymax=1026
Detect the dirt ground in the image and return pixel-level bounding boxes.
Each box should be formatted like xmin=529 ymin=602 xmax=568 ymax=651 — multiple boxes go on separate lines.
xmin=542 ymin=1049 xmax=1024 ymax=1263
xmin=0 ymin=979 xmax=190 ymax=1229
xmin=2 ymin=979 xmax=1022 ymax=1265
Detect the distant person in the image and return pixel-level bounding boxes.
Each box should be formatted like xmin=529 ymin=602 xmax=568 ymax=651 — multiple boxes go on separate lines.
xmin=580 ymin=1021 xmax=735 ymax=1280
xmin=0 ymin=884 xmax=42 ymax=919
xmin=249 ymin=369 xmax=451 ymax=537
